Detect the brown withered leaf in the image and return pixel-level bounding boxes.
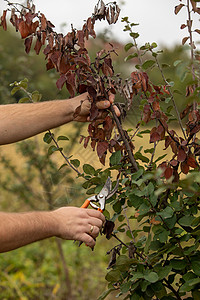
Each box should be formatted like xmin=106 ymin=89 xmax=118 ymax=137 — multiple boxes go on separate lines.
xmin=97 ymin=141 xmax=109 ymax=158
xmin=84 ymin=136 xmax=90 ymax=148
xmin=56 ymin=75 xmax=66 ymax=90
xmin=152 ymin=100 xmax=160 ymax=111
xmin=170 ymin=159 xmax=178 ymax=167
xmin=164 ymin=167 xmax=173 ymax=179
xmin=77 ymin=30 xmax=85 ymax=49
xmin=128 ymin=241 xmax=136 ymax=259
xmin=103 ymin=220 xmax=115 ymax=239
xmin=177 ymin=147 xmax=187 ymax=162
xmin=174 ymin=4 xmax=185 ymax=15
xmin=180 ymin=103 xmax=192 ymax=119
xmin=180 ymin=24 xmax=187 ymax=29
xmin=18 ymin=20 xmax=30 ymax=38
xmin=150 ymin=127 xmax=161 ymax=143
xmin=182 ymin=36 xmax=189 ymax=45
xmin=107 ymin=248 xmax=117 ymax=269
xmin=24 ymin=36 xmax=33 ymax=54
xmin=181 ymin=161 xmax=189 ymax=174
xmin=190 ymin=0 xmax=198 ymax=12
xmin=1 ymin=10 xmax=7 ymax=31
xmin=40 ymin=13 xmax=47 ymax=31
xmin=34 ymin=37 xmax=42 ymax=55
xmin=187 ymin=154 xmax=198 ymax=168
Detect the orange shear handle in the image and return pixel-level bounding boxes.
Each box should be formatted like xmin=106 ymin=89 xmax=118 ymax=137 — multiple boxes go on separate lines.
xmin=81 ymin=199 xmax=90 ymax=209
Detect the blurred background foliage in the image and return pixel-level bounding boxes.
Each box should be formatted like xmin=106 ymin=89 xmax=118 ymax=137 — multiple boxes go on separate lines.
xmin=0 ymin=24 xmax=192 ymax=299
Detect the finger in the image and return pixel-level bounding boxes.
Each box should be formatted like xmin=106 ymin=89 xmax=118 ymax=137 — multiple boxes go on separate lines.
xmin=86 ymin=209 xmax=105 ymax=223
xmin=113 ymin=105 xmax=121 ymax=117
xmin=88 ymin=225 xmax=99 ymax=238
xmin=96 ymin=100 xmax=110 ymax=110
xmin=81 ymin=233 xmax=96 ymax=248
xmin=89 ymin=217 xmax=104 ymax=229
xmin=108 ymin=93 xmax=115 ymax=104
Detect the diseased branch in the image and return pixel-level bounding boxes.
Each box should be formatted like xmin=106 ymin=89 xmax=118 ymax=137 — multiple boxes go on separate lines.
xmin=109 ymin=104 xmax=138 ymax=171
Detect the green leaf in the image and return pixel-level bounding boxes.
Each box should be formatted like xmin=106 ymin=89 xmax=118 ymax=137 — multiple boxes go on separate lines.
xmin=134 ymin=152 xmax=149 ymax=163
xmin=31 ymin=90 xmax=42 ymax=102
xmin=105 ymin=269 xmax=121 ymax=282
xmin=124 ymin=53 xmax=138 ymax=62
xmin=110 ymin=151 xmax=121 ymax=166
xmin=191 ymin=259 xmax=200 ymax=276
xmin=157 ymin=207 xmax=174 ymax=219
xmin=130 ymin=32 xmax=139 ymax=39
xmin=48 ymin=145 xmax=62 ymax=155
xmin=70 ymin=159 xmax=80 ymax=168
xmin=83 ymin=164 xmax=95 ymax=175
xmin=154 ymin=154 xmax=167 ymax=163
xmin=142 ymin=60 xmax=155 ymax=70
xmin=11 ymin=86 xmax=20 ymax=95
xmin=144 ymin=272 xmax=159 ymax=283
xmin=180 ymin=278 xmax=200 ymax=292
xmin=171 ymin=259 xmax=187 ymax=270
xmin=178 ymin=215 xmax=195 ymax=226
xmin=124 ymin=42 xmax=134 ymax=52
xmin=18 ymin=97 xmax=30 ymax=103
xmin=97 ymin=288 xmax=115 ymax=300
xmin=157 ymin=265 xmax=172 ymax=280
xmin=57 ymin=135 xmax=69 ymax=142
xmin=43 ymin=132 xmax=53 ymax=144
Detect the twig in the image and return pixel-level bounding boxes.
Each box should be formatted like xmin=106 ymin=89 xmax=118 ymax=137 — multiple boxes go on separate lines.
xmin=109 ymin=104 xmax=138 ymax=171
xmin=48 ymin=130 xmax=82 ymax=176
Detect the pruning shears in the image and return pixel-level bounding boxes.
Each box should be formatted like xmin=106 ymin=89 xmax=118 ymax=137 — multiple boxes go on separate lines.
xmin=81 ymin=176 xmax=119 ymax=213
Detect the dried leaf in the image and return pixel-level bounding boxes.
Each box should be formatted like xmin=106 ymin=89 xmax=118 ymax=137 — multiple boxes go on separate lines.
xmin=182 ymin=36 xmax=189 ymax=45
xmin=177 ymin=147 xmax=187 ymax=162
xmin=56 ymin=75 xmax=66 ymax=90
xmin=174 ymin=4 xmax=185 ymax=14
xmin=187 ymin=154 xmax=198 ymax=168
xmin=103 ymin=220 xmax=115 ymax=239
xmin=1 ymin=10 xmax=7 ymax=31
xmin=164 ymin=167 xmax=173 ymax=179
xmin=24 ymin=36 xmax=33 ymax=54
xmin=181 ymin=161 xmax=189 ymax=174
xmin=97 ymin=141 xmax=109 ymax=158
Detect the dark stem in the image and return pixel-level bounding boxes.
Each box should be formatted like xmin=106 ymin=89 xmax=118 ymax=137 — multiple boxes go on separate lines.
xmin=109 ymin=104 xmax=138 ymax=171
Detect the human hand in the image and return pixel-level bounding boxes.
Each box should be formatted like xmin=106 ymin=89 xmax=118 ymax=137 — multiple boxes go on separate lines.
xmin=72 ymin=92 xmax=120 ymax=122
xmin=51 ymin=207 xmax=105 ymax=248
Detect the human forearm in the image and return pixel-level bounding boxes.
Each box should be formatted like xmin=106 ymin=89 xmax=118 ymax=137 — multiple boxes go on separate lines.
xmin=0 ymin=207 xmax=105 ymax=253
xmin=0 ymin=93 xmax=86 ymax=145
xmin=0 ymin=211 xmax=55 ymax=252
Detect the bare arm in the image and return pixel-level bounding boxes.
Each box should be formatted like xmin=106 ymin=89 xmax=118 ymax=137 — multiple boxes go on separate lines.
xmin=0 ymin=207 xmax=105 ymax=253
xmin=0 ymin=92 xmax=120 ymax=145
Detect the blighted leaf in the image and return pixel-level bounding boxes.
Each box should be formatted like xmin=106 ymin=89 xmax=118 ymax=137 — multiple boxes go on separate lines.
xmin=177 ymin=147 xmax=187 ymax=162
xmin=103 ymin=220 xmax=115 ymax=239
xmin=174 ymin=4 xmax=185 ymax=14
xmin=24 ymin=36 xmax=33 ymax=54
xmin=181 ymin=161 xmax=190 ymax=174
xmin=182 ymin=36 xmax=189 ymax=45
xmin=1 ymin=10 xmax=7 ymax=31
xmin=56 ymin=75 xmax=66 ymax=90
xmin=164 ymin=167 xmax=173 ymax=179
xmin=97 ymin=141 xmax=109 ymax=158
